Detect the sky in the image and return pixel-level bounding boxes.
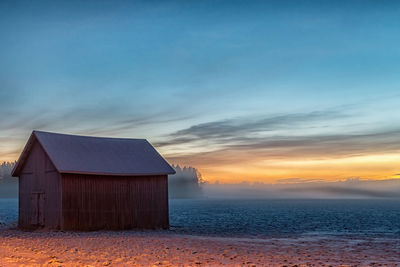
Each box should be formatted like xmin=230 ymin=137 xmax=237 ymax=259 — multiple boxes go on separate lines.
xmin=1 ymin=0 xmax=400 ymax=183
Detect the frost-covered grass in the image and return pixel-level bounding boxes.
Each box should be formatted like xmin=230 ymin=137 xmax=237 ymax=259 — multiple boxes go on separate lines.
xmin=1 ymin=198 xmax=400 ymax=265
xmin=2 ymin=198 xmax=400 ymax=237
xmin=170 ymin=199 xmax=400 ymax=238
xmin=0 ymin=198 xmax=17 ymax=229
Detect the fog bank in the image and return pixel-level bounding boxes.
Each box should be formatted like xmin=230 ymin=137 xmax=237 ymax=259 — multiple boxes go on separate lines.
xmin=203 ymin=178 xmax=400 ymax=199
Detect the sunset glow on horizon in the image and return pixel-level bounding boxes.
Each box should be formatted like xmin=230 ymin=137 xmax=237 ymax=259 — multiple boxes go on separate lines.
xmin=1 ymin=0 xmax=400 ymax=184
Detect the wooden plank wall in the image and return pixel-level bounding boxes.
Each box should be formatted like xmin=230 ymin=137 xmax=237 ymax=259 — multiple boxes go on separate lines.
xmin=18 ymin=140 xmax=62 ymax=229
xmin=61 ymin=174 xmax=169 ymax=230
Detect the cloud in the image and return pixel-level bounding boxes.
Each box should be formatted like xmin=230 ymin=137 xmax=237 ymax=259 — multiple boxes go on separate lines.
xmin=165 ymin=130 xmax=400 ymax=168
xmin=0 ymin=102 xmax=194 ymax=161
xmin=161 ymin=110 xmax=345 ymax=145
xmin=161 ymin=108 xmax=400 ymax=167
xmin=276 ymin=177 xmax=325 ymax=183
xmin=0 ymin=101 xmax=194 ymax=136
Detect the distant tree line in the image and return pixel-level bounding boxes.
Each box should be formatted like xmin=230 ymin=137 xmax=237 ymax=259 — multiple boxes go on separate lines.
xmin=168 ymin=165 xmax=204 ymax=198
xmin=0 ymin=161 xmax=16 ymax=180
xmin=0 ymin=161 xmax=17 ymax=198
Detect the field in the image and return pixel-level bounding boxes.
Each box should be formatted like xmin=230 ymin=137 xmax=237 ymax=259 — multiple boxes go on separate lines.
xmin=1 ymin=199 xmax=400 ymax=266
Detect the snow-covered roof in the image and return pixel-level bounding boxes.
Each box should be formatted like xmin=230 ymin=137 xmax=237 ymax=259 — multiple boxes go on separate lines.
xmin=12 ymin=131 xmax=175 ymax=177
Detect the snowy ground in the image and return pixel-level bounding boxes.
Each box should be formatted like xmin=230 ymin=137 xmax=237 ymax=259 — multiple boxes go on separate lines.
xmin=1 ymin=229 xmax=400 ymax=266
xmin=1 ymin=198 xmax=400 ymax=266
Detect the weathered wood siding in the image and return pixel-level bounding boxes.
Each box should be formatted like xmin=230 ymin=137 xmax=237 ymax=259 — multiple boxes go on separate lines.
xmin=61 ymin=174 xmax=169 ymax=230
xmin=18 ymin=140 xmax=62 ymax=229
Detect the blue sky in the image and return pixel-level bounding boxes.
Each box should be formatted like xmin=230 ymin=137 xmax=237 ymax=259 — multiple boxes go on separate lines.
xmin=1 ymin=0 xmax=400 ymax=182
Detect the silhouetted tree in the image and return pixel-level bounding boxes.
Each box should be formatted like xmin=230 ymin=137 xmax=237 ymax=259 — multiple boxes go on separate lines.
xmin=168 ymin=165 xmax=204 ymax=198
xmin=0 ymin=161 xmax=17 ymax=198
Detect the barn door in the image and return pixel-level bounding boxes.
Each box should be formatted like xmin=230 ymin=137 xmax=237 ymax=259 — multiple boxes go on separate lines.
xmin=31 ymin=192 xmax=45 ymax=226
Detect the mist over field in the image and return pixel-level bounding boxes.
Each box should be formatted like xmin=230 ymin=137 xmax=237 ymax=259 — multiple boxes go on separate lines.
xmin=168 ymin=165 xmax=203 ymax=198
xmin=0 ymin=162 xmax=17 ymax=198
xmin=2 ymin=161 xmax=400 ymax=199
xmin=0 ymin=162 xmax=205 ymax=199
xmin=203 ymin=178 xmax=400 ymax=199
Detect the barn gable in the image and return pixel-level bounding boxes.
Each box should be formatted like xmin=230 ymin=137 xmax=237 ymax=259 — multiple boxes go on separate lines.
xmin=17 ymin=139 xmax=62 ymax=229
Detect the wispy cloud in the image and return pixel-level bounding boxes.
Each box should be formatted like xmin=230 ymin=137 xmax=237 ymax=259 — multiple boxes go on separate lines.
xmin=276 ymin=177 xmax=325 ymax=183
xmin=159 ymin=110 xmax=345 ymax=146
xmin=158 ymin=107 xmax=400 ymax=167
xmin=0 ymin=103 xmax=193 ymax=161
xmin=165 ymin=128 xmax=400 ymax=168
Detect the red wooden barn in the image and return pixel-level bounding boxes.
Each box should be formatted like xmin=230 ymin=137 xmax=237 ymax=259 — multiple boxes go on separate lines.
xmin=12 ymin=130 xmax=175 ymax=230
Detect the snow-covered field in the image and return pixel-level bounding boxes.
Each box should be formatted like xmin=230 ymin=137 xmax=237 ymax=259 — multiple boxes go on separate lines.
xmin=1 ymin=198 xmax=400 ymax=266
xmin=1 ymin=229 xmax=400 ymax=266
